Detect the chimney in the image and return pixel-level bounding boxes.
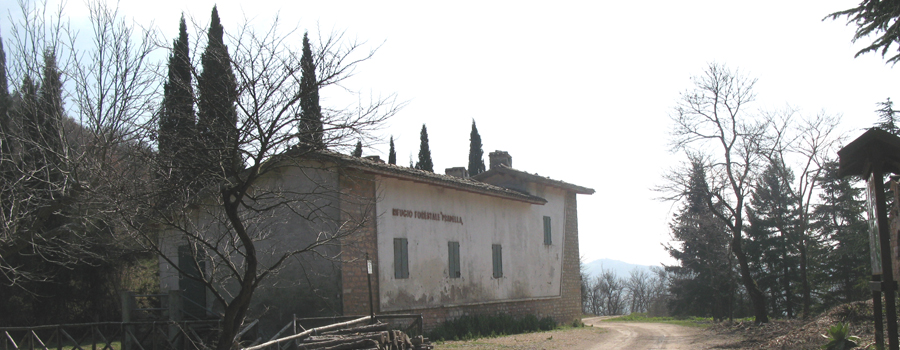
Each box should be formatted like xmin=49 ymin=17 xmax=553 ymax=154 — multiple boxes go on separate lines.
xmin=445 ymin=167 xmax=469 ymax=178
xmin=489 ymin=151 xmax=512 ymax=170
xmin=364 ymin=155 xmax=384 ymax=163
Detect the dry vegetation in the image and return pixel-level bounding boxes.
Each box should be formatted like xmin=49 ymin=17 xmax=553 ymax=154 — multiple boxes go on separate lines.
xmin=709 ymin=300 xmax=879 ymax=349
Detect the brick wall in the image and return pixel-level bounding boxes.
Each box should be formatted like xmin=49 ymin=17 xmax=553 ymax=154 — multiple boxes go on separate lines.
xmin=339 ymin=168 xmax=380 ymax=316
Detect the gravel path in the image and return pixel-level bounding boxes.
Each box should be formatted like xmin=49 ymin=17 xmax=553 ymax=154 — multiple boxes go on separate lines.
xmin=433 ymin=317 xmax=740 ymax=350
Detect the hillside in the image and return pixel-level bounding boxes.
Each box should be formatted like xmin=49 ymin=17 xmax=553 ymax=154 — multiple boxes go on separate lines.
xmin=582 ymin=258 xmax=657 ymax=279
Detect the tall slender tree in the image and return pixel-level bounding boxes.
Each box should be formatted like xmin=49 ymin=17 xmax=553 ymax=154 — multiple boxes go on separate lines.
xmin=298 ymin=32 xmax=324 ymax=148
xmin=158 ymin=16 xmax=195 ymax=190
xmin=352 ymin=140 xmax=363 ymax=157
xmin=388 ymin=136 xmax=396 ymax=165
xmin=415 ymin=124 xmax=433 ymax=172
xmin=0 ymin=36 xmax=11 ymax=196
xmin=197 ymin=6 xmax=238 ymax=179
xmin=468 ymin=120 xmax=485 ymax=176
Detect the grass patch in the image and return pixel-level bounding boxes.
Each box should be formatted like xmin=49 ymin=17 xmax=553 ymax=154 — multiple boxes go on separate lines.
xmin=428 ymin=314 xmax=557 ymax=341
xmin=600 ymin=313 xmax=748 ymax=328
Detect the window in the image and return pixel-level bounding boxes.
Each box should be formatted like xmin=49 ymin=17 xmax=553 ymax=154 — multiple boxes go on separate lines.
xmin=394 ymin=238 xmax=409 ymax=279
xmin=543 ymin=216 xmax=552 ymax=245
xmin=492 ymin=244 xmax=503 ymax=278
xmin=448 ymin=241 xmax=461 ymax=278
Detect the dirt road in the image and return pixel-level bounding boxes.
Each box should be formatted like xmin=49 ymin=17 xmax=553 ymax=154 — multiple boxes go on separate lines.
xmin=582 ymin=317 xmax=733 ymax=349
xmin=434 ymin=317 xmax=739 ymax=350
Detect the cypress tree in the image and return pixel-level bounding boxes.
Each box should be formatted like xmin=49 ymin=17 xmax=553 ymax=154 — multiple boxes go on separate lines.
xmin=0 ymin=37 xmax=9 ymax=160
xmin=467 ymin=120 xmax=485 ymax=176
xmin=415 ymin=124 xmax=433 ymax=172
xmin=298 ymin=32 xmax=324 ymax=148
xmin=0 ymin=36 xmax=11 ymax=187
xmin=388 ymin=136 xmax=397 ymax=165
xmin=159 ymin=16 xmax=195 ymax=188
xmin=39 ymin=51 xmax=63 ymax=161
xmin=352 ymin=140 xmax=363 ymax=157
xmin=197 ymin=6 xmax=239 ymax=178
xmin=0 ymin=36 xmax=10 ymax=219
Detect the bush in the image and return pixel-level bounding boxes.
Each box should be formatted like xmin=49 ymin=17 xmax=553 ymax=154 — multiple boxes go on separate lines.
xmin=427 ymin=314 xmax=557 ymax=341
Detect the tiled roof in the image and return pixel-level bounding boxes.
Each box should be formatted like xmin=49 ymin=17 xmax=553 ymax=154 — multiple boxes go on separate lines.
xmin=472 ymin=165 xmax=595 ymax=195
xmin=305 ymin=150 xmax=549 ymax=205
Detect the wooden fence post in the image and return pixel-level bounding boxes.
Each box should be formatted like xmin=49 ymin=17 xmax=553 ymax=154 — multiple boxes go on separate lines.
xmin=121 ymin=291 xmax=135 ymax=350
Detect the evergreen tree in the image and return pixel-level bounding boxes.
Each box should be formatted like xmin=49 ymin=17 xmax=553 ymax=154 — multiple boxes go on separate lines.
xmin=388 ymin=136 xmax=396 ymax=165
xmin=814 ymin=161 xmax=869 ymax=306
xmin=197 ymin=6 xmax=239 ymax=179
xmin=298 ymin=32 xmax=324 ymax=148
xmin=159 ymin=16 xmax=195 ymax=189
xmin=352 ymin=140 xmax=363 ymax=157
xmin=468 ymin=120 xmax=485 ymax=176
xmin=875 ymin=97 xmax=899 ymax=135
xmin=664 ymin=159 xmax=735 ymax=320
xmin=745 ymin=159 xmax=800 ymax=318
xmin=0 ymin=36 xmax=12 ymax=195
xmin=415 ymin=124 xmax=433 ymax=172
xmin=0 ymin=36 xmax=10 ymax=163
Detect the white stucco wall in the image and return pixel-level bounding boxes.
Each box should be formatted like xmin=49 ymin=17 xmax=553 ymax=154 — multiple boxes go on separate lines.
xmin=375 ymin=176 xmax=566 ymax=311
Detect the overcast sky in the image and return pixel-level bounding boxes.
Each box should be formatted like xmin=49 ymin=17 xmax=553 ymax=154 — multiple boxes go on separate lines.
xmin=4 ymin=0 xmax=899 ymax=267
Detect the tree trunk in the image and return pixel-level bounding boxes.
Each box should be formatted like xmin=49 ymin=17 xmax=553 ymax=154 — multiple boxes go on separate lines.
xmin=732 ymin=229 xmax=769 ymax=323
xmin=216 ymin=189 xmax=258 ymax=350
xmin=800 ymin=239 xmax=810 ymax=317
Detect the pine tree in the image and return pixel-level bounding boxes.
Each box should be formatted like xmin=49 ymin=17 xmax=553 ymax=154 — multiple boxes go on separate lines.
xmin=814 ymin=161 xmax=869 ymax=306
xmin=197 ymin=6 xmax=239 ymax=179
xmin=664 ymin=160 xmax=735 ymax=320
xmin=468 ymin=120 xmax=485 ymax=176
xmin=352 ymin=140 xmax=363 ymax=157
xmin=388 ymin=136 xmax=397 ymax=165
xmin=875 ymin=98 xmax=899 ymax=135
xmin=415 ymin=124 xmax=433 ymax=172
xmin=745 ymin=159 xmax=800 ymax=318
xmin=298 ymin=32 xmax=324 ymax=148
xmin=159 ymin=16 xmax=195 ymax=189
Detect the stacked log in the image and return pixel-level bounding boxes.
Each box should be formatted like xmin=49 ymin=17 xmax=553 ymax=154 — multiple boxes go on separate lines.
xmin=295 ymin=322 xmax=432 ymax=350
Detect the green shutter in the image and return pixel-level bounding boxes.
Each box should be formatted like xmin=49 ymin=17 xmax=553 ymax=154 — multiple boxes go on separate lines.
xmin=448 ymin=241 xmax=460 ymax=278
xmin=543 ymin=216 xmax=552 ymax=245
xmin=402 ymin=238 xmax=409 ymax=279
xmin=394 ymin=238 xmax=409 ymax=279
xmin=394 ymin=238 xmax=402 ymax=279
xmin=492 ymin=244 xmax=502 ymax=278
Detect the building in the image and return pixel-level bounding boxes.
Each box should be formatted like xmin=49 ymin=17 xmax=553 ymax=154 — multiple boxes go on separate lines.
xmin=158 ymin=149 xmax=593 ymax=331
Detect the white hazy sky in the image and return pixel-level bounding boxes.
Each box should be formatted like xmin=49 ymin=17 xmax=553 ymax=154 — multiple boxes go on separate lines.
xmin=4 ymin=1 xmax=899 ymax=266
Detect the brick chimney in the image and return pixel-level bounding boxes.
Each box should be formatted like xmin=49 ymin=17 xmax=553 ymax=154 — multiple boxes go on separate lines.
xmin=489 ymin=151 xmax=512 ymax=170
xmin=364 ymin=155 xmax=384 ymax=163
xmin=445 ymin=167 xmax=468 ymax=178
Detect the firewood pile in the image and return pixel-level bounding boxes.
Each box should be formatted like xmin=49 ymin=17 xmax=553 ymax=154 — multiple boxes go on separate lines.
xmin=296 ymin=322 xmax=433 ymax=350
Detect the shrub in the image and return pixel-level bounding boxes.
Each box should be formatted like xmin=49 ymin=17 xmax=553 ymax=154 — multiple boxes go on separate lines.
xmin=821 ymin=323 xmax=860 ymax=350
xmin=428 ymin=314 xmax=557 ymax=341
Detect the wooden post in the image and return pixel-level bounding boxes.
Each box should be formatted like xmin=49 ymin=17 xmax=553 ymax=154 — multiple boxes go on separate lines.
xmin=168 ymin=290 xmax=184 ymax=349
xmin=871 ymin=166 xmax=899 ymax=350
xmin=120 ymin=291 xmax=135 ymax=350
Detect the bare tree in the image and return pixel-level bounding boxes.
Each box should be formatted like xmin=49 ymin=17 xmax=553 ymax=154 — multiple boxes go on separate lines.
xmin=769 ymin=112 xmax=842 ymax=317
xmin=114 ymin=12 xmax=400 ymax=350
xmin=667 ymin=62 xmax=778 ymax=323
xmin=626 ymin=268 xmax=651 ymax=314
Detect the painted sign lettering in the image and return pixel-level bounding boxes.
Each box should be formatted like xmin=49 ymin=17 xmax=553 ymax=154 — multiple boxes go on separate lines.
xmin=392 ymin=208 xmax=463 ymax=225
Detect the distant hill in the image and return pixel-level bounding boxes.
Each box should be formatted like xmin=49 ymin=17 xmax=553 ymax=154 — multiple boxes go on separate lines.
xmin=582 ymin=258 xmax=658 ymax=280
